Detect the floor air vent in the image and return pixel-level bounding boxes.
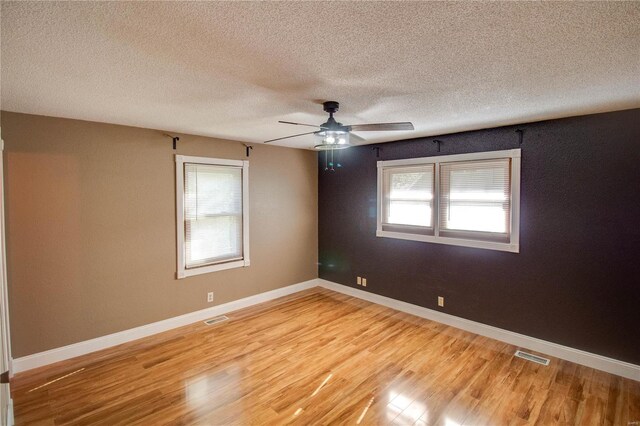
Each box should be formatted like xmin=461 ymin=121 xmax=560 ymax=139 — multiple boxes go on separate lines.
xmin=204 ymin=315 xmax=229 ymax=326
xmin=515 ymin=350 xmax=550 ymax=366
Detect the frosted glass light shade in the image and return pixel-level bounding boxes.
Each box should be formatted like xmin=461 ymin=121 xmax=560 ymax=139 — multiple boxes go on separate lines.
xmin=314 ymin=130 xmax=351 ymax=150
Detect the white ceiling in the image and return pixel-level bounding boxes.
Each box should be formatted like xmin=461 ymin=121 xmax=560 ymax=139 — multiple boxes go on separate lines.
xmin=2 ymin=2 xmax=639 ymax=149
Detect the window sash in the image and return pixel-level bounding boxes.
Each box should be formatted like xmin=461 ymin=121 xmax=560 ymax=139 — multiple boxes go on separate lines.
xmin=382 ymin=165 xmax=435 ymax=232
xmin=184 ymin=214 xmax=243 ymax=269
xmin=183 ymin=163 xmax=243 ymax=269
xmin=439 ymin=158 xmax=512 ymax=241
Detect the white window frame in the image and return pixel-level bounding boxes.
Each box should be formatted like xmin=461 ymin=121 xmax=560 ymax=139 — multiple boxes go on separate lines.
xmin=377 ymin=149 xmax=520 ymax=253
xmin=176 ymin=155 xmax=250 ymax=278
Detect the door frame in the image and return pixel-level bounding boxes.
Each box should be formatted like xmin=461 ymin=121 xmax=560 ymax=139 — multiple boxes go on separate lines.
xmin=0 ymin=130 xmax=14 ymax=425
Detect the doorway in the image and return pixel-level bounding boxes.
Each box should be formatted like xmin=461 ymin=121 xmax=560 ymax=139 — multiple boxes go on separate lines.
xmin=0 ymin=133 xmax=13 ymax=425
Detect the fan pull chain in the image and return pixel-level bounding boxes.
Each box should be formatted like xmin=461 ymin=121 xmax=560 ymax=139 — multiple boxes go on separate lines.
xmin=330 ymin=149 xmax=335 ymax=172
xmin=323 ymin=149 xmax=342 ymax=172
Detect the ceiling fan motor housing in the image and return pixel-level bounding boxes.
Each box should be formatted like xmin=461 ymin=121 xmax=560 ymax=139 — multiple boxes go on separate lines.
xmin=321 ymin=101 xmax=346 ymax=129
xmin=323 ymin=101 xmax=340 ymax=114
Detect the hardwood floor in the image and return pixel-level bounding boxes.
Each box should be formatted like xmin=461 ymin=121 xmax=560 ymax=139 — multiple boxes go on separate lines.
xmin=11 ymin=287 xmax=640 ymax=425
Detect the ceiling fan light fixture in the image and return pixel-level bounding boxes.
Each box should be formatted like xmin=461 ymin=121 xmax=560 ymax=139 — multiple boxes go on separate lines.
xmin=315 ymin=130 xmax=350 ymax=150
xmin=314 ymin=143 xmax=351 ymax=151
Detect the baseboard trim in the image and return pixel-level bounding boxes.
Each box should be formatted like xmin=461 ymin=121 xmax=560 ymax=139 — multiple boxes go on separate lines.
xmin=12 ymin=279 xmax=320 ymax=374
xmin=14 ymin=278 xmax=640 ymax=381
xmin=317 ymin=279 xmax=640 ymax=381
xmin=7 ymin=399 xmax=13 ymax=426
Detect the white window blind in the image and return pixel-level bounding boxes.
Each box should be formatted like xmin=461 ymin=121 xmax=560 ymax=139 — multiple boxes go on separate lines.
xmin=184 ymin=163 xmax=243 ymax=269
xmin=382 ymin=166 xmax=434 ymax=233
xmin=439 ymin=159 xmax=511 ymax=242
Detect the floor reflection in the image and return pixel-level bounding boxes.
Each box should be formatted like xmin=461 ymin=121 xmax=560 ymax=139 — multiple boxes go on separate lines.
xmin=386 ymin=390 xmax=427 ymax=424
xmin=312 ymin=373 xmax=333 ymax=396
xmin=185 ymin=367 xmax=242 ymax=419
xmin=356 ymin=397 xmax=374 ymax=424
xmin=291 ymin=372 xmax=333 ymax=418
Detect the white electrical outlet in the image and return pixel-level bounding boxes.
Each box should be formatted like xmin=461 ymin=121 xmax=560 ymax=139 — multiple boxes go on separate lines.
xmin=438 ymin=296 xmax=444 ymax=307
xmin=362 ymin=278 xmax=367 ymax=287
xmin=357 ymin=276 xmax=362 ymax=285
xmin=207 ymin=292 xmax=214 ymax=303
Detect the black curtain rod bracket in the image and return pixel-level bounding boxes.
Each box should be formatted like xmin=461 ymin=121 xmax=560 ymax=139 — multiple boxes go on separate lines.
xmin=164 ymin=134 xmax=180 ymax=150
xmin=433 ymin=139 xmax=442 ymax=152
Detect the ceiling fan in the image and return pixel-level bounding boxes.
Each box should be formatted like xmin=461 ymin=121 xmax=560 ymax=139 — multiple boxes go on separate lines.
xmin=264 ymin=101 xmax=414 ymax=150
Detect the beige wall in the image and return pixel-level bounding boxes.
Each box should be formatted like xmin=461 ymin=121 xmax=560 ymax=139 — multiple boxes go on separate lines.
xmin=0 ymin=111 xmax=318 ymax=357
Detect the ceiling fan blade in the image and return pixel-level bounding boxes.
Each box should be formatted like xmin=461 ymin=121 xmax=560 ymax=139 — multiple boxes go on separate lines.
xmin=264 ymin=131 xmax=317 ymax=144
xmin=349 ymin=122 xmax=414 ymax=132
xmin=349 ymin=133 xmax=366 ymax=144
xmin=278 ymin=121 xmax=326 ymax=129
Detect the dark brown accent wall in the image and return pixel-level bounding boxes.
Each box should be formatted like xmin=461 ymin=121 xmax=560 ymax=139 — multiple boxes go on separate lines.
xmin=319 ymin=108 xmax=640 ymax=365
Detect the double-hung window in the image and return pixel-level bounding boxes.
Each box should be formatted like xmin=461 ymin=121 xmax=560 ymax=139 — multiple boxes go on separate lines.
xmin=377 ymin=149 xmax=520 ymax=252
xmin=176 ymin=155 xmax=250 ymax=278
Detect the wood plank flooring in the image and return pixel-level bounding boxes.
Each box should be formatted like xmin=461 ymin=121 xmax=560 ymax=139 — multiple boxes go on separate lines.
xmin=11 ymin=287 xmax=640 ymax=425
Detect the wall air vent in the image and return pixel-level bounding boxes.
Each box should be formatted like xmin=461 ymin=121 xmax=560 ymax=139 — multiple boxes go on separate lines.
xmin=204 ymin=315 xmax=229 ymax=326
xmin=515 ymin=350 xmax=550 ymax=366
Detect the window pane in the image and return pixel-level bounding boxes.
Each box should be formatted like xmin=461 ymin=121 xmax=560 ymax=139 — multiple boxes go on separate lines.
xmin=447 ymin=204 xmax=507 ymax=233
xmin=389 ymin=170 xmax=432 ymax=201
xmin=384 ymin=166 xmax=434 ymax=227
xmin=184 ymin=163 xmax=243 ymax=268
xmin=185 ymin=216 xmax=242 ymax=268
xmin=440 ymin=159 xmax=510 ymax=235
xmin=388 ymin=201 xmax=432 ymax=227
xmin=185 ymin=164 xmax=242 ymax=219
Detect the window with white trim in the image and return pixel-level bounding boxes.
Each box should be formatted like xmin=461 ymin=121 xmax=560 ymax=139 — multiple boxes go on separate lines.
xmin=176 ymin=155 xmax=249 ymax=278
xmin=377 ymin=149 xmax=520 ymax=252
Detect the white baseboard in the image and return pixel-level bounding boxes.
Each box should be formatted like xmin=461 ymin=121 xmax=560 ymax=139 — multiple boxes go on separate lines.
xmin=12 ymin=279 xmax=319 ymax=374
xmin=317 ymin=279 xmax=640 ymax=381
xmin=13 ymin=278 xmax=640 ymax=382
xmin=7 ymin=399 xmax=13 ymax=426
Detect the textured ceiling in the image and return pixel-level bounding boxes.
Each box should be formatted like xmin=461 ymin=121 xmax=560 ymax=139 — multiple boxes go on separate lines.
xmin=2 ymin=2 xmax=639 ymax=149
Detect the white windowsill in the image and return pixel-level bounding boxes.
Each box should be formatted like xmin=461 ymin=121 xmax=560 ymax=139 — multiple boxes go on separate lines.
xmin=376 ymin=230 xmax=519 ymax=253
xmin=177 ymin=259 xmax=250 ymax=279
